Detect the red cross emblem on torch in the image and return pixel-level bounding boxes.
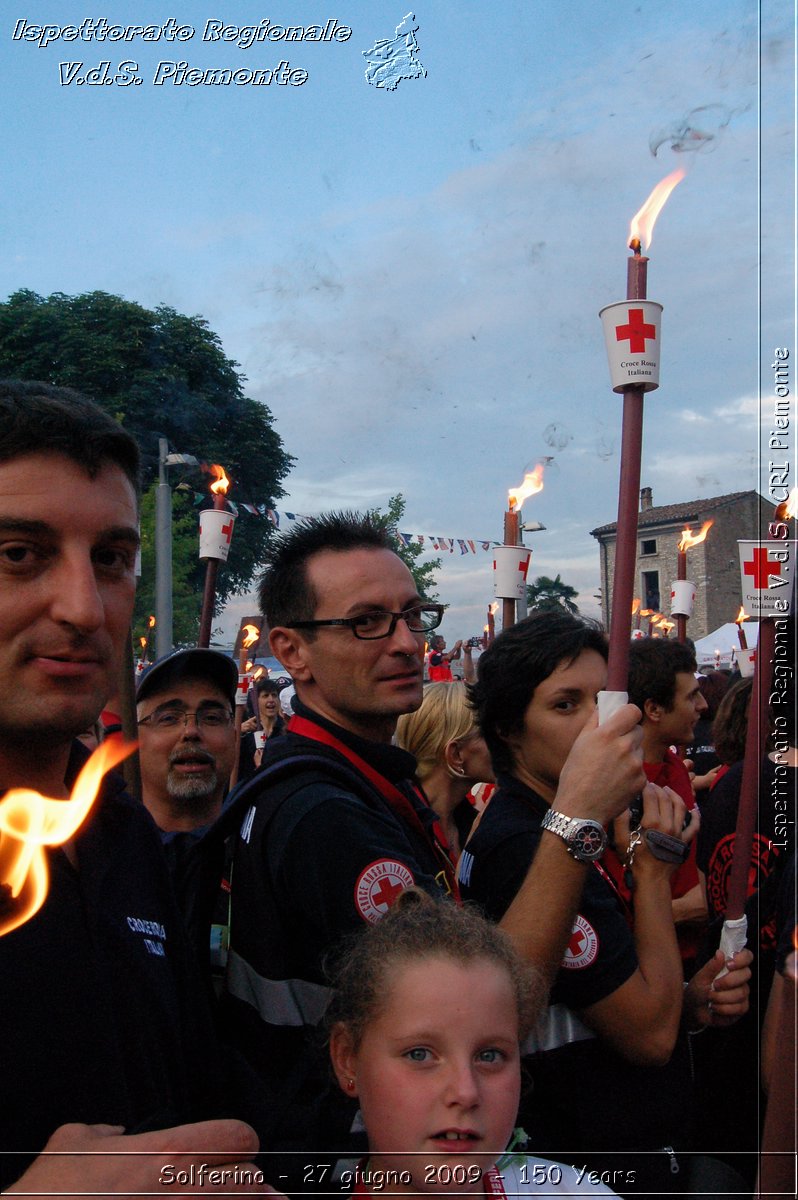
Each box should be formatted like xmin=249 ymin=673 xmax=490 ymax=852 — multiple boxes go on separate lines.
xmin=615 ymin=308 xmax=657 ymax=352
xmin=743 ymin=547 xmax=781 ymax=590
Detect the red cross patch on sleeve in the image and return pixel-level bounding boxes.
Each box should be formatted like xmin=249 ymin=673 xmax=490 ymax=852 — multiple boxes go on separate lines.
xmin=561 ymin=914 xmax=600 ymax=970
xmin=354 ymin=859 xmax=415 ymax=924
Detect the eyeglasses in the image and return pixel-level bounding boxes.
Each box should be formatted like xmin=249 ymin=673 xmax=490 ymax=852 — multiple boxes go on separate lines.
xmin=137 ymin=707 xmax=234 ymax=731
xmin=287 ymin=603 xmax=445 ymax=641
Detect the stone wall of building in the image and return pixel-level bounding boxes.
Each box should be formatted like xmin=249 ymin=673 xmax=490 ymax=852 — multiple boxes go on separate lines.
xmin=597 ymin=494 xmax=771 ymax=640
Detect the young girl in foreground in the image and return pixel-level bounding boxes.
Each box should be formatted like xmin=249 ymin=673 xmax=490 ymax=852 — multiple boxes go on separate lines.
xmin=327 ymin=891 xmax=618 ymax=1197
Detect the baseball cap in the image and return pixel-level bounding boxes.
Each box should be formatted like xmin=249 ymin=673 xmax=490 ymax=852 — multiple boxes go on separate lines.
xmin=136 ymin=648 xmax=238 ymax=706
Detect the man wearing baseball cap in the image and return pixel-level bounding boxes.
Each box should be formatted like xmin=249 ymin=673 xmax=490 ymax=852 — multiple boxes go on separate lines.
xmin=137 ymin=648 xmax=238 ymax=837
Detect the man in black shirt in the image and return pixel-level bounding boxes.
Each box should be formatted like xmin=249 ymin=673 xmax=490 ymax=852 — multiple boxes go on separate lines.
xmin=0 ymin=382 xmax=267 ymax=1196
xmin=221 ymin=514 xmax=651 ymax=1185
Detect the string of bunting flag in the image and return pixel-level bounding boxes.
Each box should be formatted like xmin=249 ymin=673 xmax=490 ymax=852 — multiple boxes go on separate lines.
xmin=187 ymin=492 xmax=499 ymax=554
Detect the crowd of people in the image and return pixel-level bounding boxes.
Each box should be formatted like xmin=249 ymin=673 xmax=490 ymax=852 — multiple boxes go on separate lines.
xmin=0 ymin=380 xmax=793 ymax=1198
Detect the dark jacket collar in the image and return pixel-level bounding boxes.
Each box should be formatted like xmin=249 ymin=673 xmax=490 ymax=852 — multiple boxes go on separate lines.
xmin=291 ymin=698 xmax=418 ymax=785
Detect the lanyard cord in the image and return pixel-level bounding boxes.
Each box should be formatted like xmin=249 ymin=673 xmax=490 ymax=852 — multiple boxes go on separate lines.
xmin=288 ymin=714 xmax=460 ymax=900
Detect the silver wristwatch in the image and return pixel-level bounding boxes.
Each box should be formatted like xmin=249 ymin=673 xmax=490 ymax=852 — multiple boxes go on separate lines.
xmin=541 ymin=809 xmax=608 ymax=862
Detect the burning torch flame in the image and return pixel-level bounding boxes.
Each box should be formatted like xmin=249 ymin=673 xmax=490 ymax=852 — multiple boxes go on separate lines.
xmin=631 ymin=598 xmax=641 ymax=616
xmin=775 ymin=488 xmax=798 ymax=521
xmin=678 ymin=520 xmax=713 ymax=553
xmin=489 ymin=601 xmax=500 ymax=616
xmin=147 ymin=615 xmax=156 ymax=629
xmin=139 ymin=636 xmax=147 ymax=649
xmin=252 ymin=666 xmax=265 ymax=681
xmin=639 ymin=608 xmax=654 ymax=618
xmin=242 ymin=623 xmax=260 ymax=650
xmin=209 ymin=464 xmax=231 ymax=496
xmin=629 ymin=168 xmax=686 ymax=251
xmin=508 ymin=464 xmax=545 ymax=511
xmin=735 ymin=605 xmax=750 ymax=626
xmin=0 ymin=740 xmax=135 ymax=937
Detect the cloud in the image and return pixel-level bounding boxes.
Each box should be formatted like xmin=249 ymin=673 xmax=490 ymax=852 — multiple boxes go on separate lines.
xmin=712 ymin=394 xmax=761 ymax=420
xmin=677 ymin=408 xmax=711 ymax=424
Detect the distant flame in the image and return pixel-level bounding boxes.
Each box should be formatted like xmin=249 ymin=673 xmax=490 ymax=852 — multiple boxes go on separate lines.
xmin=631 ymin=598 xmax=641 ymax=616
xmin=735 ymin=605 xmax=750 ymax=626
xmin=489 ymin=601 xmax=499 ymax=615
xmin=244 ymin=660 xmax=253 ymax=673
xmin=139 ymin=636 xmax=147 ymax=649
xmin=775 ymin=488 xmax=798 ymax=521
xmin=0 ymin=740 xmax=135 ymax=936
xmin=639 ymin=608 xmax=654 ymax=618
xmin=678 ymin=520 xmax=713 ymax=552
xmin=242 ymin=623 xmax=260 ymax=650
xmin=147 ymin=615 xmax=156 ymax=629
xmin=508 ymin=464 xmax=545 ymax=511
xmin=629 ymin=168 xmax=686 ymax=251
xmin=483 ymin=624 xmax=489 ymax=635
xmin=209 ymin=464 xmax=230 ymax=496
xmin=252 ymin=666 xmax=265 ymax=681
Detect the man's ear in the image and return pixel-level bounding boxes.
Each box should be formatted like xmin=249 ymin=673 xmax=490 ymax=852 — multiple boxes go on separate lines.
xmin=329 ymin=1023 xmax=359 ymax=1097
xmin=269 ymin=627 xmax=313 ymax=683
xmin=643 ymin=697 xmax=662 ymax=724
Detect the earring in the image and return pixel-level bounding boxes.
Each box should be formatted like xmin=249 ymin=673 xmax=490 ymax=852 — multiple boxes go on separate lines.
xmin=346 ymin=1077 xmax=356 ymax=1091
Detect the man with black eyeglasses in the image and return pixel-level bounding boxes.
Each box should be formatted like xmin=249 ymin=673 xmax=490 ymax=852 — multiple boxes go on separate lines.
xmin=220 ymin=512 xmax=649 ymax=1190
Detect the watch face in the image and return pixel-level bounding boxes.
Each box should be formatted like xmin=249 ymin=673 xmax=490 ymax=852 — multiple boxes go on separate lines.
xmin=571 ymin=822 xmax=606 ymax=860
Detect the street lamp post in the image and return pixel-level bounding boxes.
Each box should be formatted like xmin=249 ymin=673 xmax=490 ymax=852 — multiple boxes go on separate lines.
xmin=154 ymin=439 xmax=199 ymax=658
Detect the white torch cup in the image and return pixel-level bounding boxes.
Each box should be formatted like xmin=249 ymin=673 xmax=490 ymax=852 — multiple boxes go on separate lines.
xmin=236 ymin=673 xmax=252 ymax=706
xmin=199 ymin=508 xmax=236 ymax=562
xmin=733 ymin=648 xmax=756 ymax=678
xmin=599 ymin=300 xmax=663 ymax=393
xmin=493 ymin=545 xmax=531 ymax=600
xmin=670 ymin=579 xmax=696 ymax=618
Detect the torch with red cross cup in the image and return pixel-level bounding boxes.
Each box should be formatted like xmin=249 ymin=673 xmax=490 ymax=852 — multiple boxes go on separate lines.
xmin=198 ymin=464 xmax=236 ymax=648
xmin=494 ymin=465 xmax=544 ymax=631
xmin=596 ymin=168 xmax=684 ymax=723
xmin=718 ymin=519 xmax=797 ymax=967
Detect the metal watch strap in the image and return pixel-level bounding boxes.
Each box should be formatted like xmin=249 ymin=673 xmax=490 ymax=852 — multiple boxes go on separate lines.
xmin=541 ymin=809 xmax=578 ymax=839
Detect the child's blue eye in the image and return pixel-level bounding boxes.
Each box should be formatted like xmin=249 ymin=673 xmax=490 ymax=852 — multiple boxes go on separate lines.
xmin=404 ymin=1047 xmax=431 ymax=1062
xmin=476 ymin=1048 xmax=505 ymax=1064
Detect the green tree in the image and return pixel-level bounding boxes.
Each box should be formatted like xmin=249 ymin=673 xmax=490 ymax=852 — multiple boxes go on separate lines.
xmin=526 ymin=573 xmax=580 ymax=614
xmin=0 ymin=288 xmax=294 ymax=636
xmin=370 ymin=495 xmax=441 ymax=600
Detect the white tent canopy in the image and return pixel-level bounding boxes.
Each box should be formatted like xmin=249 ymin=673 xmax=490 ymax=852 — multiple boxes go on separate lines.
xmin=693 ymin=621 xmax=759 ymax=669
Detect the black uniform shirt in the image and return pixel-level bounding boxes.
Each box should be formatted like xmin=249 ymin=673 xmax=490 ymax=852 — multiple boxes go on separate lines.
xmin=0 ymin=742 xmax=227 ymax=1188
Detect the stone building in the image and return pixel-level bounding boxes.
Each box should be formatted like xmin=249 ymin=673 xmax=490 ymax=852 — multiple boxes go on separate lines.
xmin=590 ymin=488 xmax=771 ymax=640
